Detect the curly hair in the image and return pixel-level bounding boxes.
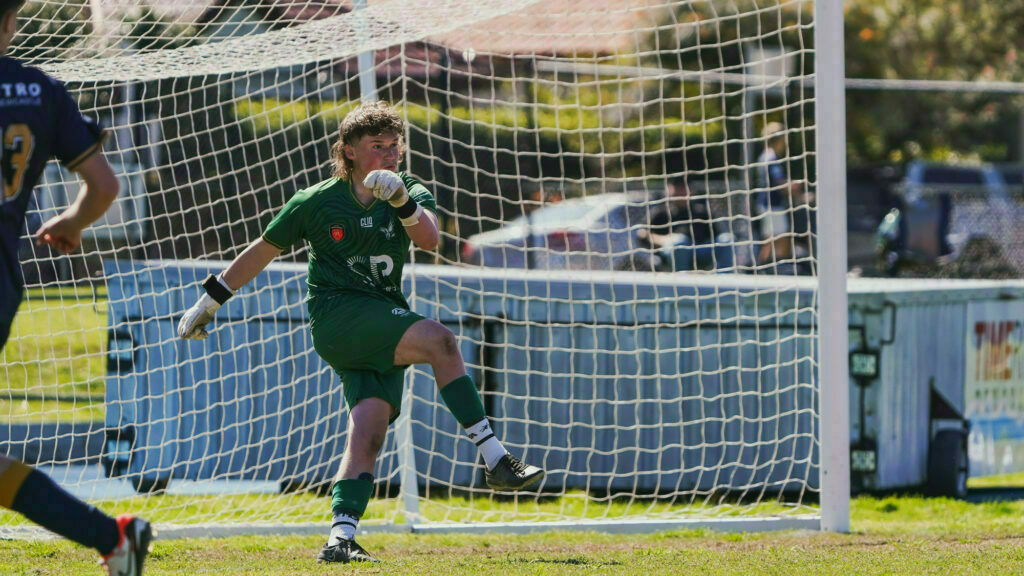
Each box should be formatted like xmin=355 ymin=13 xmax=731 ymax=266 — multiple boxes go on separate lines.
xmin=330 ymin=101 xmax=405 ymax=180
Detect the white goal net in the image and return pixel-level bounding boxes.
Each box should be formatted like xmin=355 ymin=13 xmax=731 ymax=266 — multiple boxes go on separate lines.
xmin=2 ymin=0 xmax=845 ymax=537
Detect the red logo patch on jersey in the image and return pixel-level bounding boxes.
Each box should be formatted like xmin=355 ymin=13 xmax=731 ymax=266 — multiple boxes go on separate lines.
xmin=330 ymin=224 xmax=345 ymax=242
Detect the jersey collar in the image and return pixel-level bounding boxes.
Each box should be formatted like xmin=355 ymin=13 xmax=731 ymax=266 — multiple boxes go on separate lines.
xmin=345 ymin=177 xmax=378 ymax=211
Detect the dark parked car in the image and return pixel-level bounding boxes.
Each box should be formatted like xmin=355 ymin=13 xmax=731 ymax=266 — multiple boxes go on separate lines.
xmin=874 ymin=161 xmax=1023 ymax=277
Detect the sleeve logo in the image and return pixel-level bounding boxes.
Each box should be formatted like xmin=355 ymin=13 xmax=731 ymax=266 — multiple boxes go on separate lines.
xmin=330 ymin=224 xmax=345 ymax=242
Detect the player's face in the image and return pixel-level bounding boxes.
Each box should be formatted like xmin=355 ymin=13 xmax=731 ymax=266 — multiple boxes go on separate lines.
xmin=0 ymin=10 xmax=18 ymax=53
xmin=346 ymin=132 xmax=402 ymax=176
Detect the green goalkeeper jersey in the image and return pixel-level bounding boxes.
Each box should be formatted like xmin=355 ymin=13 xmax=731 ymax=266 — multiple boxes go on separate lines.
xmin=262 ymin=173 xmax=436 ymax=306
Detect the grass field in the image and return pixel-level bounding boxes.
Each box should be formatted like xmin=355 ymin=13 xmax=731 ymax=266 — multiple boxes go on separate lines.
xmin=1 ymin=288 xmax=107 ymax=422
xmin=0 ymin=495 xmax=1023 ymax=575
xmin=0 ymin=490 xmax=807 ymax=529
xmin=4 ymin=294 xmax=1024 ymax=574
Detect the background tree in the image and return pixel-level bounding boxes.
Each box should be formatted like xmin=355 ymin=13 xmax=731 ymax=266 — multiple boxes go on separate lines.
xmin=845 ymin=0 xmax=1024 ymax=164
xmin=647 ymin=0 xmax=1024 ymax=167
xmin=6 ymin=1 xmax=92 ymax=63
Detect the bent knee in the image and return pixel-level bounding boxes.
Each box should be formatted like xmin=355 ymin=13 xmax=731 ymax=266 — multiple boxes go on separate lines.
xmin=420 ymin=321 xmax=458 ymax=358
xmin=436 ymin=326 xmax=459 ymax=358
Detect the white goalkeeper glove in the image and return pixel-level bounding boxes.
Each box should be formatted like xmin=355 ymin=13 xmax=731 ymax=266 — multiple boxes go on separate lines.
xmin=364 ymin=170 xmax=408 ymax=207
xmin=364 ymin=169 xmax=424 ymax=226
xmin=178 ymin=274 xmax=235 ymax=340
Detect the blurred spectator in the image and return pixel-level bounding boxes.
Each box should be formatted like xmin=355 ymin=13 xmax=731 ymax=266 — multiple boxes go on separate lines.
xmin=523 ymin=186 xmax=563 ymax=215
xmin=636 ymin=176 xmax=734 ymax=271
xmin=754 ymin=122 xmax=812 ymax=268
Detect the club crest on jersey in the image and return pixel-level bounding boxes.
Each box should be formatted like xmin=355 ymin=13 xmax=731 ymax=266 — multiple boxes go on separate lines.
xmin=329 ymin=224 xmax=346 ymax=242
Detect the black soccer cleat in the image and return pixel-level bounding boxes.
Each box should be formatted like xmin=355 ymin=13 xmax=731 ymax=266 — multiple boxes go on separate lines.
xmin=485 ymin=454 xmax=545 ymax=491
xmin=317 ymin=539 xmax=380 ymax=564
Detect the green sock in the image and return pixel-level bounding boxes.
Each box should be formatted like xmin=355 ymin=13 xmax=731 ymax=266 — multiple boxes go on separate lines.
xmin=331 ymin=473 xmax=374 ymax=517
xmin=439 ymin=375 xmax=487 ymax=426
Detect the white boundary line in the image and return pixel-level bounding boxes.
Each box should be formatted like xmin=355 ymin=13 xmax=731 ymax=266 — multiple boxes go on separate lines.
xmin=0 ymin=516 xmax=822 ymax=541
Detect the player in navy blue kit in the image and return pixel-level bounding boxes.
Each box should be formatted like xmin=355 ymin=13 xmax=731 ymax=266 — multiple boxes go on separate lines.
xmin=0 ymin=1 xmax=151 ymax=574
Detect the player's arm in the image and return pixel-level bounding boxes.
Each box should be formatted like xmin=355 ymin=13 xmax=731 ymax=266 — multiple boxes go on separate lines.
xmin=221 ymin=238 xmax=283 ymax=290
xmin=364 ymin=170 xmax=439 ymax=251
xmin=403 ymin=205 xmax=439 ymax=251
xmin=177 ymin=238 xmax=283 ymax=340
xmin=635 ymin=228 xmax=677 ymax=249
xmin=35 ymin=153 xmax=119 ymax=254
xmin=636 ymin=206 xmax=676 ymax=248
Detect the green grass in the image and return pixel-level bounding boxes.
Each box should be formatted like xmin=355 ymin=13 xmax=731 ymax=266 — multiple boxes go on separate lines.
xmin=853 ymin=495 xmax=1024 ymax=536
xmin=1 ymin=289 xmax=107 ymax=422
xmin=0 ymin=491 xmax=804 ymax=529
xmin=1 ymin=495 xmax=1024 ymax=575
xmin=968 ymin=471 xmax=1024 ymax=489
xmin=0 ymin=397 xmax=105 ymax=423
xmin=6 ymin=292 xmax=1024 ymax=573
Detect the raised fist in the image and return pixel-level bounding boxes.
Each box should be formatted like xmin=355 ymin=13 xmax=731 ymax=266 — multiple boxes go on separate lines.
xmin=363 ymin=170 xmax=409 ymax=207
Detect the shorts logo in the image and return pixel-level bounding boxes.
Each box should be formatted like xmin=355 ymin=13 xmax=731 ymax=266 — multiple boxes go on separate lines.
xmin=391 ymin=307 xmax=409 ymax=316
xmin=330 ymin=224 xmax=345 ymax=242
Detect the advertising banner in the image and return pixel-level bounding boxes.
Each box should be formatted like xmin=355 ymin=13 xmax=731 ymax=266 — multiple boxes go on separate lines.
xmin=966 ymin=303 xmax=1024 ymax=477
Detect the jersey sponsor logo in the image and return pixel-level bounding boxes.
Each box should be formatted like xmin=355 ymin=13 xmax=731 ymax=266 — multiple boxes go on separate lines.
xmin=369 ymin=254 xmax=394 ymax=282
xmin=0 ymin=83 xmax=42 ymax=107
xmin=346 ymin=256 xmax=375 ymax=286
xmin=345 ymin=254 xmax=395 ymax=290
xmin=360 ymin=216 xmax=373 ymax=228
xmin=330 ymin=224 xmax=345 ymax=242
xmin=391 ymin=307 xmax=409 ymax=316
xmin=0 ymin=83 xmax=41 ymax=98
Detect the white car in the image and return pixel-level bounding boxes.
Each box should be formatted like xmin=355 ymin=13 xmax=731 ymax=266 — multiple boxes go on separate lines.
xmin=461 ymin=193 xmax=652 ymax=271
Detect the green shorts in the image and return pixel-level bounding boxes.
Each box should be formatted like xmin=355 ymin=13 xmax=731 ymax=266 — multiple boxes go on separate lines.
xmin=308 ymin=292 xmax=425 ymax=419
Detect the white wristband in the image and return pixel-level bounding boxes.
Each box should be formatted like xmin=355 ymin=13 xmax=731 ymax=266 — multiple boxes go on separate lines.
xmin=400 ymin=203 xmax=424 ymax=227
xmin=216 ymin=274 xmax=235 ymax=294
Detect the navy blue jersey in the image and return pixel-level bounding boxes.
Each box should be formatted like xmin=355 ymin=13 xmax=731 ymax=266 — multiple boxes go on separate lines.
xmin=755 ymin=147 xmax=789 ymax=212
xmin=0 ymin=56 xmax=108 ymax=347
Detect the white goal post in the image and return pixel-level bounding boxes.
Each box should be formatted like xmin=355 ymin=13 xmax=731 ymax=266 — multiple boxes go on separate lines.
xmin=1 ymin=0 xmax=848 ymax=537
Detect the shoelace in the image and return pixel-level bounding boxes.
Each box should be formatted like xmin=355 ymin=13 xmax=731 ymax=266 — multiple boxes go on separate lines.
xmin=508 ymin=456 xmax=528 ymax=474
xmin=350 ymin=541 xmax=375 ymax=559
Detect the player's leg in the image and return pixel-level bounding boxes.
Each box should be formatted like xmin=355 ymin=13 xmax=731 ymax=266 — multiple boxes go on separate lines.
xmin=713 ymin=232 xmax=736 ymax=271
xmin=759 ymin=209 xmax=792 ymax=266
xmin=664 ymin=234 xmax=694 ymax=271
xmin=1 ymin=295 xmax=151 ymax=574
xmin=0 ymin=456 xmax=151 ymax=574
xmin=318 ymin=395 xmax=391 ymax=564
xmin=0 ymin=275 xmax=22 ymax=351
xmin=309 ymin=295 xmax=411 ymax=562
xmin=309 ymin=293 xmax=536 ymax=487
xmin=394 ymin=319 xmax=545 ymax=491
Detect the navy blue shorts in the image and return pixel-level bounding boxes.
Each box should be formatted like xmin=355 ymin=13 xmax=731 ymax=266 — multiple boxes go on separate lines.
xmin=0 ymin=284 xmax=21 ymax=351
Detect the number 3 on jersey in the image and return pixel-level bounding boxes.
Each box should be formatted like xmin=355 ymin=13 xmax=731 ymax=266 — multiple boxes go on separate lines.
xmin=1 ymin=123 xmax=35 ymax=201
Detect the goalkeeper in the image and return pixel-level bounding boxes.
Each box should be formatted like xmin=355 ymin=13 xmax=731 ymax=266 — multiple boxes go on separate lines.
xmin=178 ymin=101 xmax=544 ymax=564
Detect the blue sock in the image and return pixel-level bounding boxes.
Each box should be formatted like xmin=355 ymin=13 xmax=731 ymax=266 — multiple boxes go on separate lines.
xmin=10 ymin=467 xmax=119 ymax=554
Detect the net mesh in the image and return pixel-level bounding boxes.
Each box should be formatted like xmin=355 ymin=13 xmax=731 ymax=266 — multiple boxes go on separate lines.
xmin=2 ymin=0 xmax=821 ymax=535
